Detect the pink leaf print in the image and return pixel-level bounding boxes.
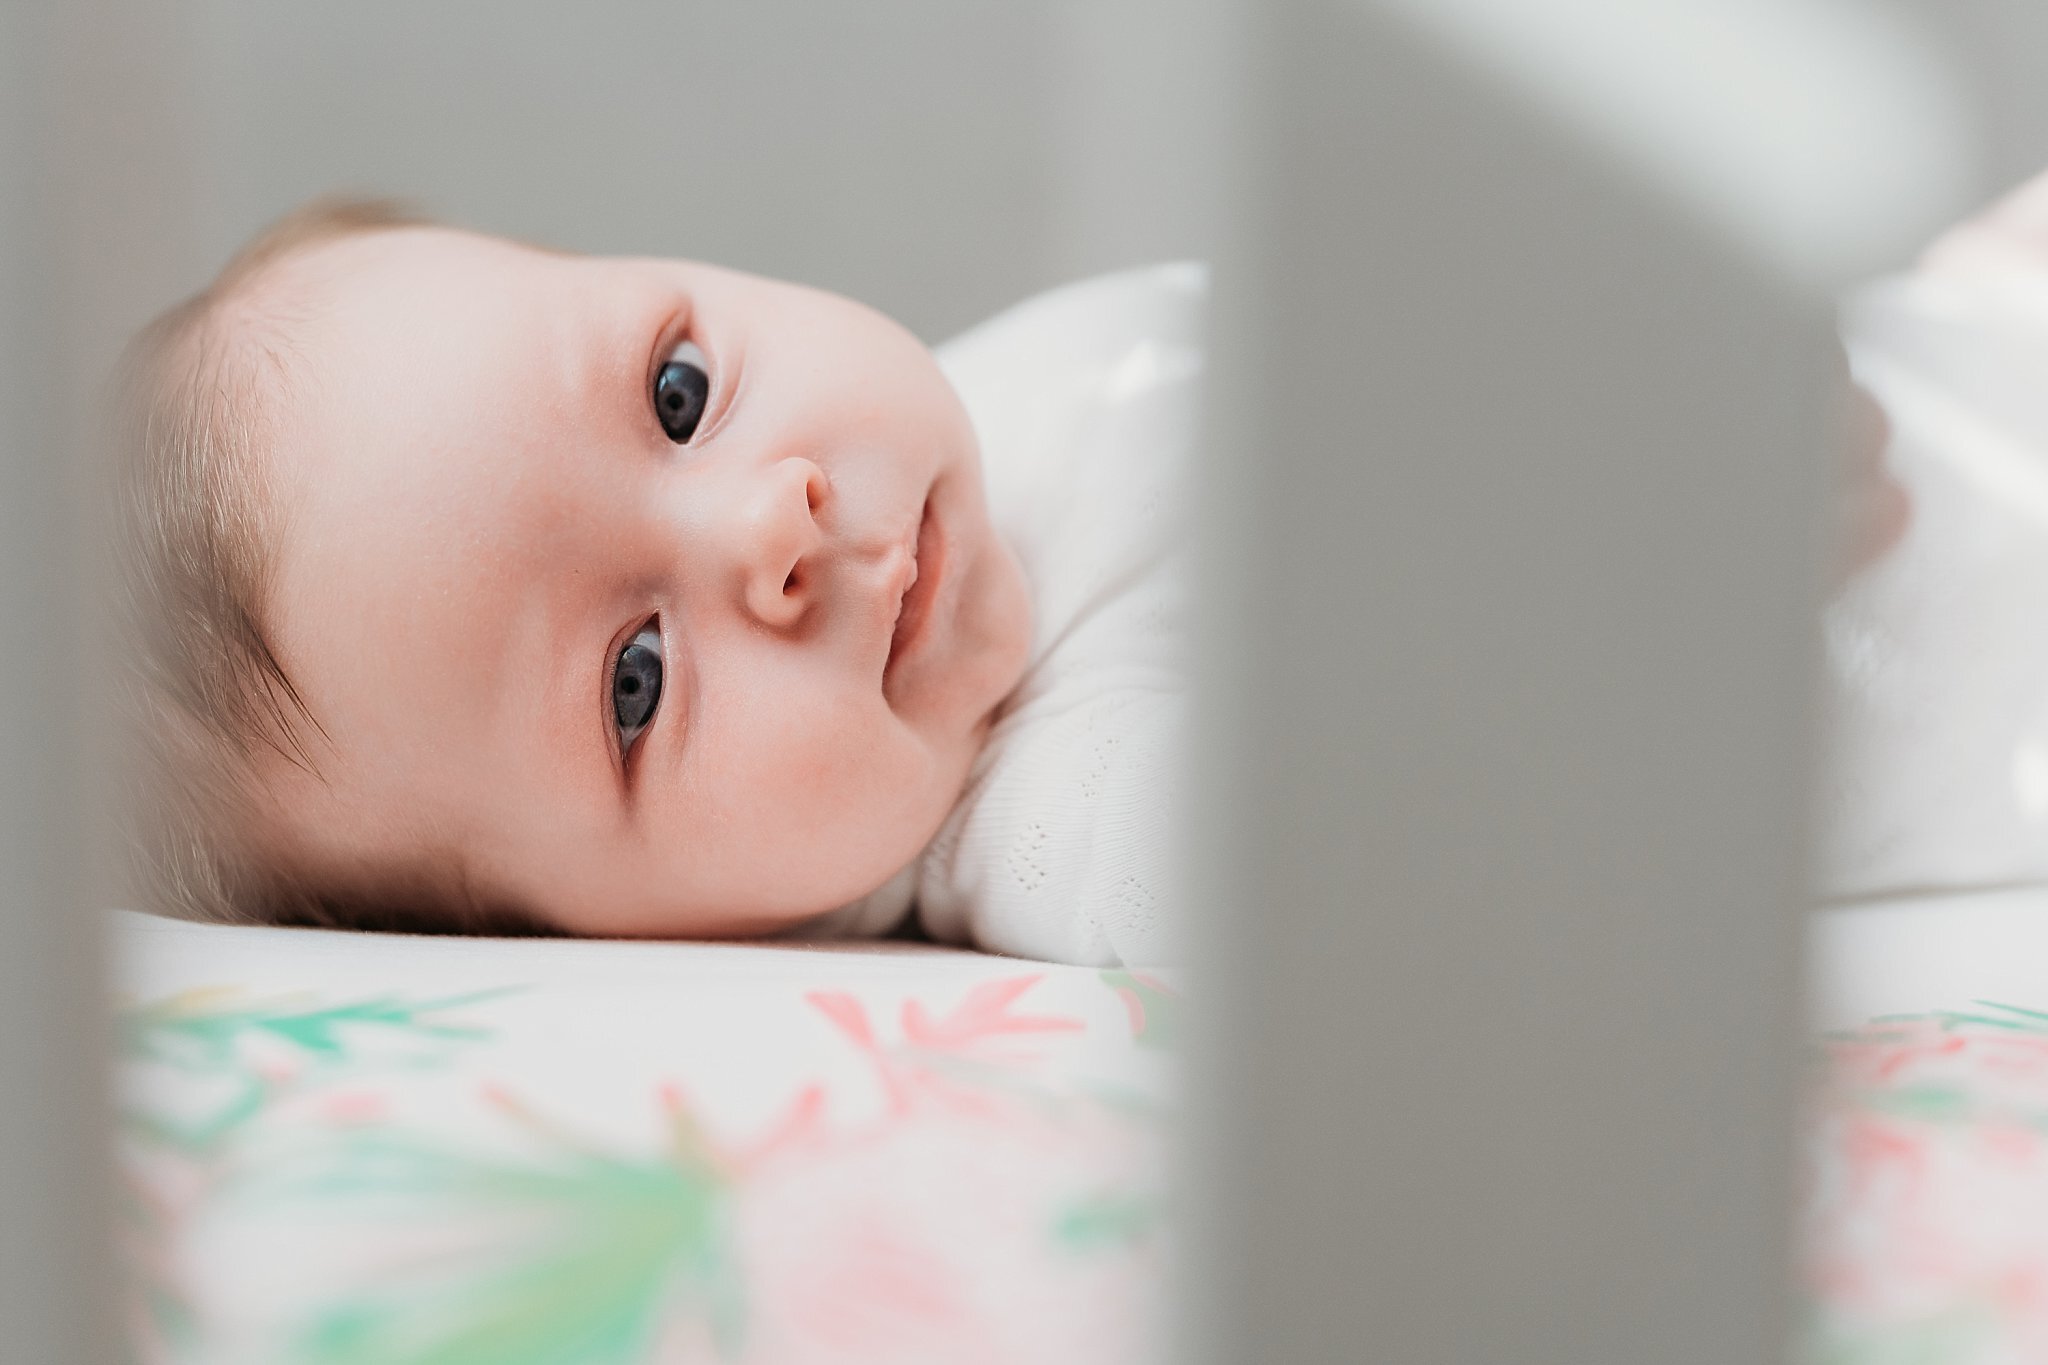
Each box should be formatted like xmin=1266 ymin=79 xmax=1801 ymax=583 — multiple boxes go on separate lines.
xmin=809 ymin=979 xmax=1088 ymax=1121
xmin=900 ymin=976 xmax=1085 ymax=1051
xmin=808 ymin=991 xmax=917 ymax=1114
xmin=732 ymin=1085 xmax=830 ymax=1169
xmin=808 ymin=991 xmax=878 ymax=1049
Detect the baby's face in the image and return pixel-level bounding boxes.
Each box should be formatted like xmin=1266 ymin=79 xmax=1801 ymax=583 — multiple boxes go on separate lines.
xmin=254 ymin=228 xmax=1031 ymax=935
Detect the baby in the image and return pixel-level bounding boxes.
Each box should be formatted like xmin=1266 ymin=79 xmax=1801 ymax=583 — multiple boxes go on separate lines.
xmin=123 ymin=200 xmax=1197 ymax=966
xmin=126 ymin=180 xmax=1968 ymax=959
xmin=122 ymin=202 xmax=1049 ymax=944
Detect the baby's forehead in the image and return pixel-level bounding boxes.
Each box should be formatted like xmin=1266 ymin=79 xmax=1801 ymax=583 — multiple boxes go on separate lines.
xmin=240 ymin=227 xmax=598 ymax=382
xmin=251 ymin=226 xmax=644 ymax=764
xmin=255 ymin=230 xmax=632 ymax=466
xmin=212 ymin=229 xmax=666 ymax=903
xmin=259 ymin=235 xmax=581 ymax=577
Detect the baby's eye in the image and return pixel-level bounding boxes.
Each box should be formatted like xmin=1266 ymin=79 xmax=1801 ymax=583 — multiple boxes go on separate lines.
xmin=612 ymin=624 xmax=664 ymax=752
xmin=653 ymin=339 xmax=711 ymax=444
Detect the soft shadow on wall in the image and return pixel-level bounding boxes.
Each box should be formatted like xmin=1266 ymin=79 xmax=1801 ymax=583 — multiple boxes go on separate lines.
xmin=155 ymin=0 xmax=1232 ymax=345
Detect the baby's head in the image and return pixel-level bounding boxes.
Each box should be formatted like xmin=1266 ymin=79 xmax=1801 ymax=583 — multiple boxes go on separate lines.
xmin=120 ymin=202 xmax=1032 ymax=936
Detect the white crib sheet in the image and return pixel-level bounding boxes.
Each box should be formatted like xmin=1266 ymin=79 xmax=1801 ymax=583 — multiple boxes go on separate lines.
xmin=112 ymin=912 xmax=1173 ymax=1365
xmin=1812 ymin=887 xmax=2048 ymax=1026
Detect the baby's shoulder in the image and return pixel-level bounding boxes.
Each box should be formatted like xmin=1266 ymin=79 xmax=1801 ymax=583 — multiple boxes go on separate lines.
xmin=946 ymin=265 xmax=1207 ymax=667
xmin=913 ymin=266 xmax=1209 ymax=966
xmin=936 ymin=261 xmax=1207 ymax=387
xmin=937 ymin=263 xmax=1208 ymax=500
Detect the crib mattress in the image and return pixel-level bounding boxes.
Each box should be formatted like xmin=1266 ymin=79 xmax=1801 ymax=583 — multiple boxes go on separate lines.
xmin=116 ymin=894 xmax=2048 ymax=1364
xmin=113 ymin=912 xmax=1173 ymax=1365
xmin=1806 ymin=887 xmax=2048 ymax=1363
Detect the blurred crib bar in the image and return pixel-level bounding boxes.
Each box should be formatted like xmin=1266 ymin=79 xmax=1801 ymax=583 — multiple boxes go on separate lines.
xmin=1184 ymin=2 xmax=1968 ymax=1362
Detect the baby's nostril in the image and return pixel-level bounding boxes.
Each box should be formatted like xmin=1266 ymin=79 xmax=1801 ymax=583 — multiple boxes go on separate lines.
xmin=783 ymin=567 xmax=800 ymax=596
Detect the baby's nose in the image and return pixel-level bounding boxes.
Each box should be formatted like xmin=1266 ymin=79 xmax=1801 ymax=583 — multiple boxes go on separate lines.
xmin=730 ymin=457 xmax=828 ymax=630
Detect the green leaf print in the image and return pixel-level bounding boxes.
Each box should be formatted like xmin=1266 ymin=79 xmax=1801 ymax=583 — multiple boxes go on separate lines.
xmin=299 ymin=1148 xmax=740 ymax=1364
xmin=281 ymin=1098 xmax=746 ymax=1365
xmin=1101 ymin=970 xmax=1180 ymax=1051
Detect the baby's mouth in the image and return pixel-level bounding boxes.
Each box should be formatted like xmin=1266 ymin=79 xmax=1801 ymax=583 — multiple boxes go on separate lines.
xmin=885 ymin=495 xmax=941 ymax=679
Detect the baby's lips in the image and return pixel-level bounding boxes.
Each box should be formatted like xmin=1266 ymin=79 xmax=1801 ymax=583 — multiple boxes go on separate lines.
xmin=881 ymin=531 xmax=917 ymax=626
xmin=884 ymin=494 xmax=942 ymax=684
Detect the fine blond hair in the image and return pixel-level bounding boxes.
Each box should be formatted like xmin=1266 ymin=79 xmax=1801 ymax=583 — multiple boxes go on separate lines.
xmin=117 ymin=197 xmax=545 ymax=935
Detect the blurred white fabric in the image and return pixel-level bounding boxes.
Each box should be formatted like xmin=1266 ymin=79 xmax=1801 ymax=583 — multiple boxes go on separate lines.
xmin=1819 ymin=263 xmax=2048 ymax=898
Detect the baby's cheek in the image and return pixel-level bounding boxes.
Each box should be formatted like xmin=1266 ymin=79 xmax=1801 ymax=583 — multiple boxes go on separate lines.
xmin=788 ymin=723 xmax=954 ymax=848
xmin=693 ymin=714 xmax=936 ymax=907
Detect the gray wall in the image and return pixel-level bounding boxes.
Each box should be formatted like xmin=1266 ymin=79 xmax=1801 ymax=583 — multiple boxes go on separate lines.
xmin=1910 ymin=0 xmax=2048 ymax=196
xmin=146 ymin=1 xmax=1225 ymax=345
xmin=108 ymin=0 xmax=2048 ymax=374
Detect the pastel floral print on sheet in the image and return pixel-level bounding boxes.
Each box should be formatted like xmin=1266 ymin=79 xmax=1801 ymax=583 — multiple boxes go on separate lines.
xmin=1802 ymin=1002 xmax=2048 ymax=1364
xmin=128 ymin=956 xmax=2048 ymax=1364
xmin=118 ymin=964 xmax=1177 ymax=1365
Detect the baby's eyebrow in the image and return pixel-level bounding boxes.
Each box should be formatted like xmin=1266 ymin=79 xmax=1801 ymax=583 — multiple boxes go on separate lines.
xmin=567 ymin=275 xmax=670 ymax=414
xmin=512 ymin=273 xmax=639 ymax=430
xmin=535 ymin=595 xmax=623 ymax=805
xmin=247 ymin=616 xmax=332 ymax=777
xmin=462 ymin=535 xmax=607 ymax=815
